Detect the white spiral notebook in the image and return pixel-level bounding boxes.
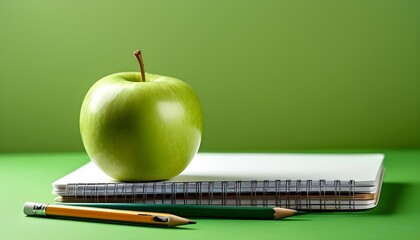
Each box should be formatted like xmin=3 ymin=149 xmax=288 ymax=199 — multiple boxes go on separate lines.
xmin=53 ymin=153 xmax=384 ymax=211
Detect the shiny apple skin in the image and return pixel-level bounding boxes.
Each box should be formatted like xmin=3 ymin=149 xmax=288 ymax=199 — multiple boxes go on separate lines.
xmin=80 ymin=72 xmax=203 ymax=181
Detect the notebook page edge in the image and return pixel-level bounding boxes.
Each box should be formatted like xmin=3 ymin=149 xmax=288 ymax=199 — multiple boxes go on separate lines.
xmin=52 ymin=152 xmax=384 ymax=187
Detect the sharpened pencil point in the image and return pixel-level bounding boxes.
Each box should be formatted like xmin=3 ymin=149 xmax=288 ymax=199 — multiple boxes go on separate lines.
xmin=295 ymin=211 xmax=306 ymax=215
xmin=273 ymin=207 xmax=300 ymax=220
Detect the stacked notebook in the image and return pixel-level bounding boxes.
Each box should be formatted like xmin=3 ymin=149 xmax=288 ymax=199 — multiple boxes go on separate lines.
xmin=53 ymin=153 xmax=384 ymax=211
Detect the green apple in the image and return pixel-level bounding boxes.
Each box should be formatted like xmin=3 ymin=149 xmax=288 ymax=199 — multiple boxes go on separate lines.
xmin=80 ymin=50 xmax=203 ymax=181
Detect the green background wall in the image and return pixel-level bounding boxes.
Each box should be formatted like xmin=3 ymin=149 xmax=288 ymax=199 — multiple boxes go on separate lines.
xmin=1 ymin=0 xmax=419 ymax=152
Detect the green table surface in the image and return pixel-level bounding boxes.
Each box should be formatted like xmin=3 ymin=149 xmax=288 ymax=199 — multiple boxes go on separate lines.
xmin=1 ymin=150 xmax=419 ymax=240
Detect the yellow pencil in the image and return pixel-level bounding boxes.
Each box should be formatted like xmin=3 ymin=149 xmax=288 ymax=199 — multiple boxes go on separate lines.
xmin=23 ymin=202 xmax=195 ymax=227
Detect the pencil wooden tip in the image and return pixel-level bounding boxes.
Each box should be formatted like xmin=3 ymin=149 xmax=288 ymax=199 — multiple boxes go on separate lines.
xmin=273 ymin=207 xmax=300 ymax=220
xmin=169 ymin=215 xmax=197 ymax=227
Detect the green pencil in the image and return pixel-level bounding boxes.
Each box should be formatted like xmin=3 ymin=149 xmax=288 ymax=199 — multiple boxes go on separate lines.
xmin=57 ymin=203 xmax=303 ymax=220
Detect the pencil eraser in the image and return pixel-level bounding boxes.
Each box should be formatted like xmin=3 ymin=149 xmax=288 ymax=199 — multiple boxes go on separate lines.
xmin=23 ymin=202 xmax=36 ymax=216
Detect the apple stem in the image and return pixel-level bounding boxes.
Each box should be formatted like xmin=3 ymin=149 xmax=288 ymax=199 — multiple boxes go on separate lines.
xmin=133 ymin=50 xmax=146 ymax=82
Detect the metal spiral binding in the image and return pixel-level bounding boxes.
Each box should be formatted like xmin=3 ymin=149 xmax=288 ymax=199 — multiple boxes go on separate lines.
xmin=183 ymin=182 xmax=188 ymax=205
xmin=208 ymin=182 xmax=214 ymax=205
xmin=250 ymin=180 xmax=257 ymax=206
xmin=94 ymin=184 xmax=100 ymax=203
xmin=221 ymin=182 xmax=228 ymax=206
xmin=142 ymin=183 xmax=147 ymax=203
xmin=275 ymin=180 xmax=281 ymax=207
xmin=152 ymin=183 xmax=156 ymax=203
xmin=319 ymin=179 xmax=326 ymax=210
xmin=306 ymin=180 xmax=312 ymax=212
xmin=171 ymin=183 xmax=176 ymax=204
xmin=235 ymin=181 xmax=241 ymax=206
xmin=349 ymin=180 xmax=355 ymax=211
xmin=263 ymin=180 xmax=269 ymax=207
xmin=64 ymin=179 xmax=358 ymax=210
xmin=104 ymin=183 xmax=108 ymax=203
xmin=296 ymin=180 xmax=302 ymax=210
xmin=119 ymin=183 xmax=125 ymax=202
xmin=334 ymin=180 xmax=341 ymax=211
xmin=285 ymin=180 xmax=291 ymax=208
xmin=197 ymin=182 xmax=202 ymax=205
xmin=81 ymin=184 xmax=86 ymax=202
